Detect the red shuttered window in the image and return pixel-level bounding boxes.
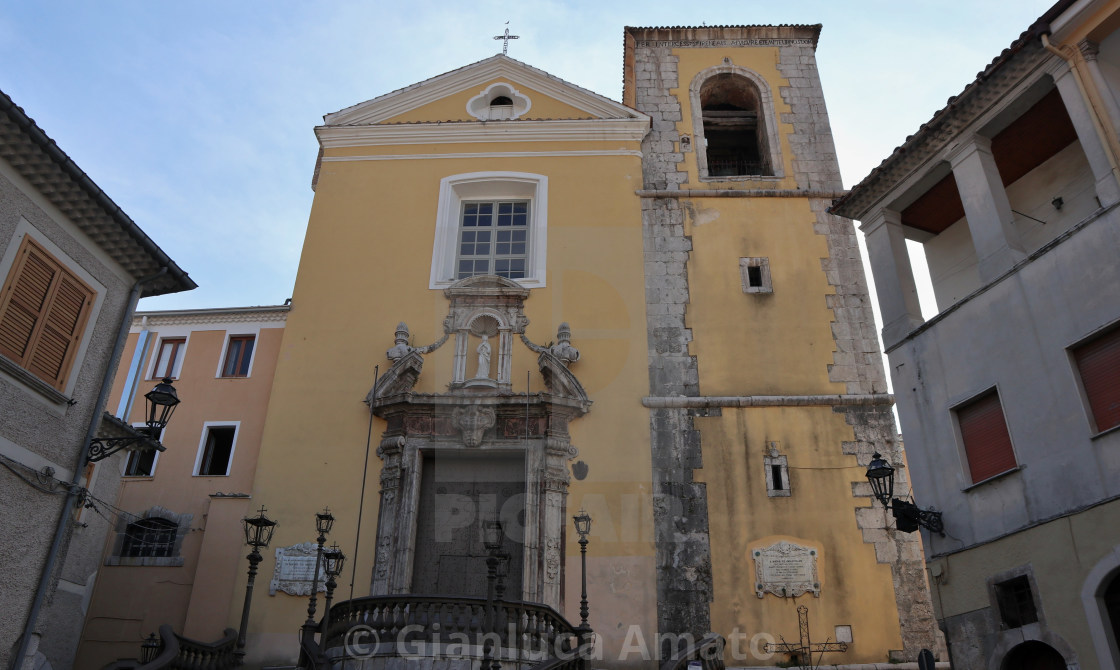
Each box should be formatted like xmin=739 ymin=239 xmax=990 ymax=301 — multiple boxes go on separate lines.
xmin=957 ymin=390 xmax=1017 ymax=484
xmin=1073 ymin=328 xmax=1120 ymax=433
xmin=0 ymin=237 xmax=95 ymax=391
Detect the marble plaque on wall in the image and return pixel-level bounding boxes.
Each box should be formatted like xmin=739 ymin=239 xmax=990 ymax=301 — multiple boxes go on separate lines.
xmin=270 ymin=542 xmax=329 ymax=596
xmin=753 ymin=541 xmax=820 ymax=598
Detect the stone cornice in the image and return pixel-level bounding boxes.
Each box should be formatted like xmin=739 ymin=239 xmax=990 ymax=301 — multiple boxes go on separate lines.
xmin=316 ymin=118 xmax=650 ymax=149
xmin=624 ymin=25 xmax=821 ymax=49
xmin=643 ymin=394 xmax=894 ymax=408
xmin=132 ymin=305 xmax=289 ymax=328
xmin=637 ymin=189 xmax=847 ymax=198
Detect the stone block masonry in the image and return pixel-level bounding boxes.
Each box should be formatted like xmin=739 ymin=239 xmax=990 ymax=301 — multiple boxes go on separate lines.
xmin=632 ymin=41 xmax=713 ymax=642
xmin=776 ymin=43 xmax=937 ymax=659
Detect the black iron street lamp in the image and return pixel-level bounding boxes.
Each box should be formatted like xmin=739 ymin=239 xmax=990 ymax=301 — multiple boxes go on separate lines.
xmin=320 ymin=543 xmax=346 ymax=638
xmin=235 ymin=505 xmax=277 ymax=661
xmin=140 ymin=632 xmax=160 ymax=664
xmin=88 ymin=378 xmax=181 ymax=462
xmin=302 ymin=507 xmax=335 ymax=644
xmin=572 ymin=509 xmax=593 ymax=643
xmin=866 ymin=452 xmax=944 ymax=535
xmin=482 ymin=519 xmax=505 ymax=670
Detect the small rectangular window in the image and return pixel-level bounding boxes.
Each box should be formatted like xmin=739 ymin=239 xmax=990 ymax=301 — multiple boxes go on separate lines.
xmin=739 ymin=257 xmax=773 ymax=294
xmin=221 ymin=335 xmax=255 ymax=378
xmin=123 ymin=449 xmax=157 ymax=477
xmin=120 ymin=518 xmax=178 ymax=558
xmin=995 ymin=576 xmax=1038 ymax=628
xmin=764 ymin=446 xmax=790 ymax=497
xmin=152 ymin=338 xmax=185 ymax=379
xmin=956 ymin=390 xmax=1017 ymax=484
xmin=1072 ymin=327 xmax=1120 ymax=433
xmin=197 ymin=426 xmax=236 ymax=476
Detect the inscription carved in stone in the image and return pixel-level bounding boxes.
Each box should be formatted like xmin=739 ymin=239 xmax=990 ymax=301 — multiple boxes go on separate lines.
xmin=270 ymin=542 xmax=329 ymax=596
xmin=753 ymin=541 xmax=819 ymax=598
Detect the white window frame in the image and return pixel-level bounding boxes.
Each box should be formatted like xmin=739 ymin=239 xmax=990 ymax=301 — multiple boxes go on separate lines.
xmin=429 ymin=172 xmax=548 ymax=289
xmin=148 ymin=335 xmax=188 ymax=380
xmin=121 ymin=422 xmax=160 ymax=477
xmin=215 ymin=329 xmax=260 ymax=379
xmin=192 ymin=421 xmax=240 ymax=477
xmin=466 ymin=82 xmax=532 ymax=121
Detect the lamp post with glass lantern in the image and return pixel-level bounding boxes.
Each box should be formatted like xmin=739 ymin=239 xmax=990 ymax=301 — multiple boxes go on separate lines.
xmin=301 ymin=507 xmax=335 ymax=644
xmin=865 ymin=452 xmax=944 ymax=535
xmin=236 ymin=505 xmax=277 ymax=660
xmin=572 ymin=509 xmax=593 ymax=649
xmin=87 ymin=378 xmax=181 ymax=462
xmin=139 ymin=632 xmax=160 ymax=664
xmin=320 ymin=544 xmax=346 ymax=638
xmin=482 ymin=519 xmax=504 ymax=670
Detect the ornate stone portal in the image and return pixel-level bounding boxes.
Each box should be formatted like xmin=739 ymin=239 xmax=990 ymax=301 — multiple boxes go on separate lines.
xmin=365 ymin=276 xmax=590 ymax=609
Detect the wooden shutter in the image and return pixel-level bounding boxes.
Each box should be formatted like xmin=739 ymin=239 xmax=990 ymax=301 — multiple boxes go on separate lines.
xmin=957 ymin=390 xmax=1017 ymax=483
xmin=0 ymin=237 xmax=95 ymax=390
xmin=1074 ymin=328 xmax=1120 ymax=432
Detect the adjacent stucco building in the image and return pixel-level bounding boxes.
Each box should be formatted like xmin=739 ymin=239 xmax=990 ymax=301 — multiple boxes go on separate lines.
xmin=0 ymin=90 xmax=194 ymax=669
xmin=72 ymin=305 xmax=287 ymax=670
xmin=832 ymin=0 xmax=1120 ymax=667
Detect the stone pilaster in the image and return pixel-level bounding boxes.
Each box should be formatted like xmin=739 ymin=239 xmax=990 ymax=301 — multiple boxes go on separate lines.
xmin=632 ymin=41 xmax=713 ymax=641
xmin=780 ymin=45 xmax=938 ymax=660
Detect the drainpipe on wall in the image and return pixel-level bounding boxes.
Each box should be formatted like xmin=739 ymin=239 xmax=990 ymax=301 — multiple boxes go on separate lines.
xmin=1042 ymin=32 xmax=1120 ymax=188
xmin=10 ymin=268 xmax=168 ymax=670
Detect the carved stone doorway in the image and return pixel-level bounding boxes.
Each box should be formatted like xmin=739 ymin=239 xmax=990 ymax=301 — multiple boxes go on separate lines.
xmin=411 ymin=451 xmax=525 ymax=598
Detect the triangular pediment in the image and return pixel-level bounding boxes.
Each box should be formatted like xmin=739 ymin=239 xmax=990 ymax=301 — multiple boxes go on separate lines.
xmin=323 ymin=55 xmax=645 ymax=126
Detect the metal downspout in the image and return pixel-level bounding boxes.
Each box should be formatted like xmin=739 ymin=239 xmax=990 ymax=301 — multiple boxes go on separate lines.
xmin=1042 ymin=32 xmax=1120 ymax=187
xmin=10 ymin=267 xmax=168 ymax=670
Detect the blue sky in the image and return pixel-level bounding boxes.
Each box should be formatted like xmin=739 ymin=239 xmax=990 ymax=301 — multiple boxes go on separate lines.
xmin=0 ymin=1 xmax=1056 ymax=311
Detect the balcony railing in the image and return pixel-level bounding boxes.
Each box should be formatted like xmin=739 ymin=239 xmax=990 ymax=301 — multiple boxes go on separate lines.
xmin=320 ymin=594 xmax=580 ymax=663
xmin=100 ymin=624 xmax=239 ymax=670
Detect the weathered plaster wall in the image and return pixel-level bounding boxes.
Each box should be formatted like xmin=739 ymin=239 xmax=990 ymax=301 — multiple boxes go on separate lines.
xmin=0 ymin=158 xmax=135 ymax=669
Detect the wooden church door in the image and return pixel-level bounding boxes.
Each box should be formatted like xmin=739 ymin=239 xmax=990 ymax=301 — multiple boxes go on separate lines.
xmin=411 ymin=452 xmax=525 ymax=598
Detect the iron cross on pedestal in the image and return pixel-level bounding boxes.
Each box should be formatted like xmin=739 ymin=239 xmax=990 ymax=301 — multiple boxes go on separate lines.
xmin=494 ymin=25 xmax=519 ymax=55
xmin=764 ymin=605 xmax=848 ymax=669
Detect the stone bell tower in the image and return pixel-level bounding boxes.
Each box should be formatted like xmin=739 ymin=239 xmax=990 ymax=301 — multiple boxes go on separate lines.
xmin=623 ymin=25 xmax=938 ymax=659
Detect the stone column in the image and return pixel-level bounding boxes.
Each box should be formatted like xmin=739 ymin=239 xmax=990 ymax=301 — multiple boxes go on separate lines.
xmin=1053 ymin=51 xmax=1120 ymax=206
xmin=860 ymin=209 xmax=924 ymax=348
xmin=452 ymin=329 xmax=468 ymax=383
xmin=370 ymin=435 xmax=404 ymax=595
xmin=948 ymin=135 xmax=1027 ymax=283
xmin=497 ymin=327 xmax=512 ymax=387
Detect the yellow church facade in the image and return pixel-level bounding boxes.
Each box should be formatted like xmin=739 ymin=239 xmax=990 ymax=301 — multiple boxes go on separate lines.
xmin=235 ymin=25 xmax=937 ymax=668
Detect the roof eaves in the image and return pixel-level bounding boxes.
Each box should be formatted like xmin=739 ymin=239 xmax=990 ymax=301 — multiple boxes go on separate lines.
xmin=0 ymin=89 xmax=195 ymax=297
xmin=831 ymin=0 xmax=1079 ymax=220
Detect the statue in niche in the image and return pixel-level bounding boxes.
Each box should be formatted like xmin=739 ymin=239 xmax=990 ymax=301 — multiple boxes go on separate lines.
xmin=475 ymin=335 xmax=492 ymax=379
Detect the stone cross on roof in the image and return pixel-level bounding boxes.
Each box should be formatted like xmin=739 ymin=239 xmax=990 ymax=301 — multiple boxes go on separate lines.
xmin=494 ymin=25 xmax=519 ymax=55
